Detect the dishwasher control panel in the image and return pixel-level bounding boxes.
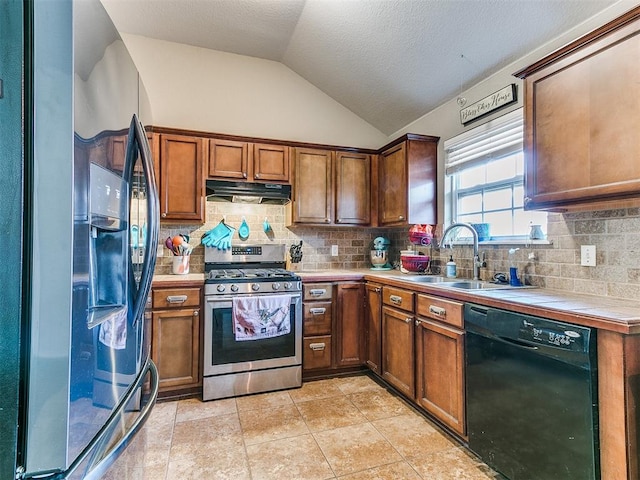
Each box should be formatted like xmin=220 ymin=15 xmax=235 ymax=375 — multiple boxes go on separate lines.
xmin=519 ymin=322 xmax=586 ymax=351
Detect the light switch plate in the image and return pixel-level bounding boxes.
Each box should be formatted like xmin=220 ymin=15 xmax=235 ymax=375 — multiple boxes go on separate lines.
xmin=581 ymin=245 xmax=596 ymax=266
xmin=331 ymin=245 xmax=339 ymax=256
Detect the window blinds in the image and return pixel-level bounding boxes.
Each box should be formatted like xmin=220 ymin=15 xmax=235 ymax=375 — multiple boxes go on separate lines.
xmin=444 ymin=108 xmax=523 ymax=175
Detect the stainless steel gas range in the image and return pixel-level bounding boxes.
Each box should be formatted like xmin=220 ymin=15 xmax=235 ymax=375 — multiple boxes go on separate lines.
xmin=202 ymin=244 xmax=302 ymax=401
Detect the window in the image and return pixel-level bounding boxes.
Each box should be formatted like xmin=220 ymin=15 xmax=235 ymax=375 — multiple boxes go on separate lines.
xmin=444 ymin=108 xmax=546 ymax=241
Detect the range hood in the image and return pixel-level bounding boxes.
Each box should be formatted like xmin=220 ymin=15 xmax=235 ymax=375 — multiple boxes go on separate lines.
xmin=205 ymin=179 xmax=291 ymax=205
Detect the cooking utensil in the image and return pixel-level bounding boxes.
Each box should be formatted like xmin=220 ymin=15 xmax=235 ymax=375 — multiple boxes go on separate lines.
xmin=263 ymin=217 xmax=271 ymax=233
xmin=165 ymin=237 xmax=174 ymax=250
xmin=289 ymin=240 xmax=303 ymax=263
xmin=238 ymin=217 xmax=250 ymax=241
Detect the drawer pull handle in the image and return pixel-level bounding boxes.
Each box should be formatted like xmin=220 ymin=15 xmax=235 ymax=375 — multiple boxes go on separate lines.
xmin=404 ymin=317 xmax=412 ymax=323
xmin=310 ymin=307 xmax=326 ymax=315
xmin=167 ymin=295 xmax=188 ymax=304
xmin=309 ymin=342 xmax=326 ymax=351
xmin=389 ymin=295 xmax=403 ymax=305
xmin=310 ymin=289 xmax=327 ymax=296
xmin=429 ymin=305 xmax=446 ymax=317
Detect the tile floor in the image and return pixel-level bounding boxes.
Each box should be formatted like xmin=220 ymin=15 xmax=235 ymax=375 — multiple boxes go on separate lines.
xmin=104 ymin=374 xmax=501 ymax=479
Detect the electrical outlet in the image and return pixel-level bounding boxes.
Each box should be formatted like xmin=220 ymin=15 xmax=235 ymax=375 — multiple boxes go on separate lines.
xmin=331 ymin=245 xmax=339 ymax=256
xmin=581 ymin=245 xmax=596 ymax=266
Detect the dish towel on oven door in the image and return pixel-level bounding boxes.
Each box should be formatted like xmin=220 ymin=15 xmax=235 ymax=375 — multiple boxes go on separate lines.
xmin=232 ymin=295 xmax=291 ymax=341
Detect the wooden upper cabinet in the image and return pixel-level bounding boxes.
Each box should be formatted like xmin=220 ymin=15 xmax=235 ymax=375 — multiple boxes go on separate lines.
xmin=158 ymin=134 xmax=205 ymax=222
xmin=288 ymin=148 xmax=372 ymax=226
xmin=207 ymin=139 xmax=290 ymax=183
xmin=289 ymin=148 xmax=334 ymax=224
xmin=108 ymin=134 xmax=127 ymax=172
xmin=208 ymin=139 xmax=248 ymax=180
xmin=335 ymin=151 xmax=371 ymax=225
xmin=515 ymin=7 xmax=640 ymax=211
xmin=253 ymin=143 xmax=290 ymax=182
xmin=378 ymin=135 xmax=438 ymax=227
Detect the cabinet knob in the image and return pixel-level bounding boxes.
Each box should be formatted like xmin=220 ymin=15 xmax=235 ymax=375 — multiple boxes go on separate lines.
xmin=325 ymin=218 xmax=331 ymax=223
xmin=398 ymin=215 xmax=404 ymax=220
xmin=161 ymin=212 xmax=167 ymax=218
xmin=404 ymin=317 xmax=412 ymax=323
xmin=255 ymin=173 xmax=260 ymax=179
xmin=194 ymin=310 xmax=199 ymax=316
xmin=243 ymin=172 xmax=247 ymax=178
xmin=375 ymin=287 xmax=381 ymax=293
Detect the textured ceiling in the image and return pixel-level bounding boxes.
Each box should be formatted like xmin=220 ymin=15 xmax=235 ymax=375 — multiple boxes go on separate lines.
xmin=102 ymin=0 xmax=620 ymax=135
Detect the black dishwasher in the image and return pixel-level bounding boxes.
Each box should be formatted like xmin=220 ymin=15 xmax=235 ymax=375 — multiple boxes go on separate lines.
xmin=465 ymin=303 xmax=599 ymax=480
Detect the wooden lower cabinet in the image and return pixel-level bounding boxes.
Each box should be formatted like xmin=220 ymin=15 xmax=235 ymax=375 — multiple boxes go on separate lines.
xmin=415 ymin=318 xmax=465 ymax=436
xmin=152 ymin=308 xmax=200 ymax=390
xmin=150 ymin=285 xmax=202 ymax=394
xmin=364 ymin=282 xmax=382 ymax=374
xmin=302 ymin=281 xmax=365 ymax=375
xmin=382 ymin=305 xmax=415 ymax=398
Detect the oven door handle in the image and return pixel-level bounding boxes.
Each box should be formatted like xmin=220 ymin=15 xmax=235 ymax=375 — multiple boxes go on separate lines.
xmin=206 ymin=292 xmax=302 ymax=309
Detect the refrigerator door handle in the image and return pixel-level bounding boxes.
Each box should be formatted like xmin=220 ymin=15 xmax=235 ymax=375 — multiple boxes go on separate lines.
xmin=125 ymin=114 xmax=159 ymax=327
xmin=21 ymin=357 xmax=159 ymax=480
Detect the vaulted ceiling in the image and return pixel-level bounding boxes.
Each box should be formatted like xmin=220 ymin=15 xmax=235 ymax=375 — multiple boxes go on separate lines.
xmin=102 ymin=0 xmax=621 ymax=135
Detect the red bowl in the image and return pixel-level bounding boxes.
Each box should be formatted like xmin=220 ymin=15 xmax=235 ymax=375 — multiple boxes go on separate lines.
xmin=409 ymin=232 xmax=433 ymax=246
xmin=401 ymin=255 xmax=430 ymax=272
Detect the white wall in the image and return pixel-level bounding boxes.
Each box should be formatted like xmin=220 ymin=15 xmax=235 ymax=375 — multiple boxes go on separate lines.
xmin=120 ymin=34 xmax=388 ymax=149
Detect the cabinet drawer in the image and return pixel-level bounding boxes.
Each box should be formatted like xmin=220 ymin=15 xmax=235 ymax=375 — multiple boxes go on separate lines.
xmin=416 ymin=294 xmax=463 ymax=329
xmin=303 ymin=283 xmax=333 ymax=301
xmin=303 ymin=301 xmax=333 ymax=336
xmin=382 ymin=286 xmax=414 ymax=312
xmin=152 ymin=287 xmax=201 ymax=309
xmin=303 ymin=336 xmax=332 ymax=370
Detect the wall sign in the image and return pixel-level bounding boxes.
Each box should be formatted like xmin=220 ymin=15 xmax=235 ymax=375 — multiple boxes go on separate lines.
xmin=460 ymin=84 xmax=517 ymax=125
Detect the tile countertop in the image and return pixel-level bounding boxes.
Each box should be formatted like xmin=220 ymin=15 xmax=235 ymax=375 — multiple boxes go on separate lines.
xmin=297 ymin=269 xmax=640 ymax=335
xmin=151 ymin=269 xmax=640 ymax=334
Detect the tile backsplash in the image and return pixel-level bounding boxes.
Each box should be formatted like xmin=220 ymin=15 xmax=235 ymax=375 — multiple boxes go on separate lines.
xmin=158 ymin=202 xmax=640 ymax=300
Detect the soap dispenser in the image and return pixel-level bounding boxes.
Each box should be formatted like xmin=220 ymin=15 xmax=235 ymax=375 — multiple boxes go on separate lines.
xmin=508 ymin=248 xmax=522 ymax=286
xmin=446 ymin=255 xmax=457 ymax=278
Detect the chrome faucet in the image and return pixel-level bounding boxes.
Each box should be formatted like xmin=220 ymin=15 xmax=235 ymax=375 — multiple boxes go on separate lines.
xmin=439 ymin=222 xmax=484 ymax=280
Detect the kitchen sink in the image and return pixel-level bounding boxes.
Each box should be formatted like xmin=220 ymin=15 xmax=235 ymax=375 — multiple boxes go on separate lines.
xmin=401 ymin=275 xmax=534 ymax=290
xmin=436 ymin=280 xmax=510 ymax=290
xmin=401 ymin=275 xmax=450 ymax=283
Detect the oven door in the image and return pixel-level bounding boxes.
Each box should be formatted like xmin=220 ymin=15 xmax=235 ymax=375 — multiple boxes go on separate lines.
xmin=204 ymin=292 xmax=302 ymax=376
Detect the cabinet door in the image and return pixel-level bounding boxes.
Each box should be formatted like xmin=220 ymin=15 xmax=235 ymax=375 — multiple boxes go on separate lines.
xmin=159 ymin=134 xmax=205 ymax=222
xmin=335 ymin=152 xmax=370 ymax=225
xmin=520 ymin=13 xmax=640 ymax=210
xmin=379 ymin=142 xmax=407 ymax=225
xmin=253 ymin=143 xmax=290 ymax=182
xmin=382 ymin=306 xmax=415 ymax=398
xmin=291 ymin=148 xmax=333 ymax=224
xmin=152 ymin=308 xmax=200 ymax=390
xmin=335 ymin=283 xmax=364 ymax=367
xmin=208 ymin=139 xmax=249 ymax=180
xmin=108 ymin=134 xmax=127 ymax=172
xmin=415 ymin=318 xmax=465 ymax=436
xmin=365 ymin=283 xmax=382 ymax=375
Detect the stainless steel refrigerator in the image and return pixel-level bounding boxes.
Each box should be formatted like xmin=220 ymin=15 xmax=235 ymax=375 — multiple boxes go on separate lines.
xmin=0 ymin=0 xmax=160 ymax=478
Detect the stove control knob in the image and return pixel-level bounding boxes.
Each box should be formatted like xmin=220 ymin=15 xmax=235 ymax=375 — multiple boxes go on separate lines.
xmin=272 ymin=282 xmax=281 ymax=291
xmin=216 ymin=284 xmax=226 ymax=293
xmin=251 ymin=283 xmax=260 ymax=292
xmin=283 ymin=282 xmax=292 ymax=290
xmin=230 ymin=284 xmax=239 ymax=292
